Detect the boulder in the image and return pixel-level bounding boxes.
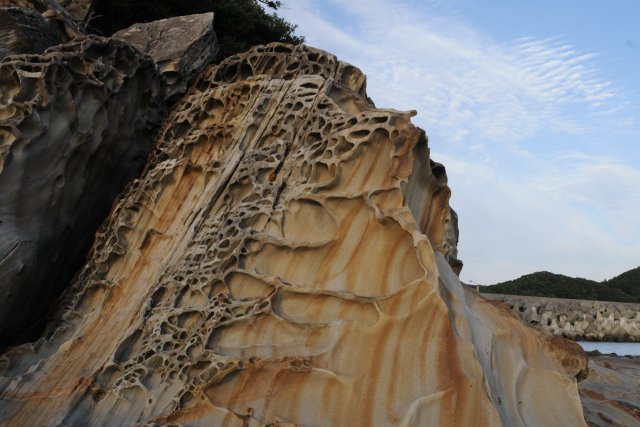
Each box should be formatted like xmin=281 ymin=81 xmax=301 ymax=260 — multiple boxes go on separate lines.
xmin=0 ymin=35 xmax=164 ymax=347
xmin=113 ymin=12 xmax=218 ymax=103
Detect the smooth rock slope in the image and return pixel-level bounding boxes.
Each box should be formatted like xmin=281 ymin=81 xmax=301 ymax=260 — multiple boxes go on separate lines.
xmin=1 ymin=43 xmax=588 ymax=426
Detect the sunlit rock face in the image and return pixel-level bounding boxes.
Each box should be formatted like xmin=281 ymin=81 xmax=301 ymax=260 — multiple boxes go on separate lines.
xmin=0 ymin=36 xmax=163 ymax=346
xmin=0 ymin=43 xmax=587 ymax=426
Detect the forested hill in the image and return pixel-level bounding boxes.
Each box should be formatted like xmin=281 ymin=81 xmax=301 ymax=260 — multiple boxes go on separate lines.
xmin=480 ymin=266 xmax=640 ymax=303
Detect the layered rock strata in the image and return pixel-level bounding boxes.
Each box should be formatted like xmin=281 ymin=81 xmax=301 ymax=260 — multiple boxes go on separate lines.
xmin=114 ymin=12 xmax=218 ymax=103
xmin=482 ymin=294 xmax=640 ymax=341
xmin=0 ymin=35 xmax=163 ymax=346
xmin=1 ymin=43 xmax=588 ymax=426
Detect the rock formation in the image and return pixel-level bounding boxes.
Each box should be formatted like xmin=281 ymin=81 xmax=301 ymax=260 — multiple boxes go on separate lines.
xmin=114 ymin=13 xmax=218 ymax=103
xmin=0 ymin=42 xmax=590 ymax=426
xmin=0 ymin=35 xmax=163 ymax=346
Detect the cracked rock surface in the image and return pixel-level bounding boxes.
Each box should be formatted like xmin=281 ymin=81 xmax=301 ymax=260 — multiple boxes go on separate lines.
xmin=579 ymin=355 xmax=640 ymax=426
xmin=0 ymin=43 xmax=588 ymax=426
xmin=0 ymin=35 xmax=163 ymax=347
xmin=114 ymin=12 xmax=218 ymax=104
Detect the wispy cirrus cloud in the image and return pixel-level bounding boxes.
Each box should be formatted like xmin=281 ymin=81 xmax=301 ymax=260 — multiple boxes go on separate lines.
xmin=280 ymin=0 xmax=631 ymax=144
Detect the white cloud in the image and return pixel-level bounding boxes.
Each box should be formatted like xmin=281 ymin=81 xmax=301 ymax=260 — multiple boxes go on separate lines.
xmin=277 ymin=0 xmax=640 ymax=283
xmin=532 ymin=154 xmax=640 ymax=240
xmin=280 ymin=0 xmax=630 ymax=145
xmin=440 ymin=153 xmax=640 ymax=284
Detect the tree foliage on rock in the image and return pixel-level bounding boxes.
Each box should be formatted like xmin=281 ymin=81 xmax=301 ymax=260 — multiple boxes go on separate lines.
xmin=84 ymin=0 xmax=303 ymax=59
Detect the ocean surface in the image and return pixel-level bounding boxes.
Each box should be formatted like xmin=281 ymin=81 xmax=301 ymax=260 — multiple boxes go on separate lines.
xmin=577 ymin=341 xmax=640 ymax=356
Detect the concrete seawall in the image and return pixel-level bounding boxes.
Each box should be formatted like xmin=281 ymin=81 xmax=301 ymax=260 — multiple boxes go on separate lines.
xmin=480 ymin=293 xmax=640 ymax=341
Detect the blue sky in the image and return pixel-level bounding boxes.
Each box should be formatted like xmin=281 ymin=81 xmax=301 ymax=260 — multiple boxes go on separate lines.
xmin=277 ymin=0 xmax=640 ymax=284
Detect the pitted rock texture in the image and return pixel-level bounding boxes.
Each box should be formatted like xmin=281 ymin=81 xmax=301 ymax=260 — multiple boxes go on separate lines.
xmin=482 ymin=294 xmax=640 ymax=341
xmin=0 ymin=35 xmax=163 ymax=347
xmin=114 ymin=12 xmax=218 ymax=104
xmin=0 ymin=43 xmax=587 ymax=426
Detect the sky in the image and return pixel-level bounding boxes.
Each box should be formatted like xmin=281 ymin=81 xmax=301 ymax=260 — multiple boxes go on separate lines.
xmin=276 ymin=0 xmax=640 ymax=285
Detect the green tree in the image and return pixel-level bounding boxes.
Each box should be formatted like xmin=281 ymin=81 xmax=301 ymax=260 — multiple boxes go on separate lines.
xmin=481 ymin=267 xmax=640 ymax=303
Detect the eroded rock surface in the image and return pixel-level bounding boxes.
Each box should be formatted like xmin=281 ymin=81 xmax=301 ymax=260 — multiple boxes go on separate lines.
xmin=580 ymin=355 xmax=640 ymax=426
xmin=0 ymin=43 xmax=587 ymax=426
xmin=0 ymin=35 xmax=163 ymax=347
xmin=114 ymin=13 xmax=218 ymax=103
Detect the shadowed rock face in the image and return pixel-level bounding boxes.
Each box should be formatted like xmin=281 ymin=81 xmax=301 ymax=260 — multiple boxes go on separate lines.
xmin=0 ymin=43 xmax=587 ymax=426
xmin=0 ymin=36 xmax=163 ymax=347
xmin=0 ymin=0 xmax=81 ymax=51
xmin=0 ymin=6 xmax=63 ymax=60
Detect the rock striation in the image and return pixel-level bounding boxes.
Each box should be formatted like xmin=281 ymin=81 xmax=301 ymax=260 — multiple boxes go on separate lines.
xmin=0 ymin=42 xmax=589 ymax=426
xmin=482 ymin=294 xmax=640 ymax=341
xmin=113 ymin=12 xmax=218 ymax=104
xmin=0 ymin=35 xmax=163 ymax=347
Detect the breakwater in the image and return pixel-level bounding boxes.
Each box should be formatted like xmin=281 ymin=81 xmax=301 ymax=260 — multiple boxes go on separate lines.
xmin=481 ymin=293 xmax=640 ymax=341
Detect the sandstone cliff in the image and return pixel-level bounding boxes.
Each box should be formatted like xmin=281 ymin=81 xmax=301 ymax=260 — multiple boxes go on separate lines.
xmin=0 ymin=40 xmax=590 ymax=426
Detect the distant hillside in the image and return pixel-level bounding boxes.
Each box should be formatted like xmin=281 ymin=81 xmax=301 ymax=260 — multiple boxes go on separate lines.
xmin=481 ymin=267 xmax=640 ymax=303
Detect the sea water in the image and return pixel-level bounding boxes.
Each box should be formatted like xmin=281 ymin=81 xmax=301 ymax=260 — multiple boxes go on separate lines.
xmin=577 ymin=341 xmax=640 ymax=356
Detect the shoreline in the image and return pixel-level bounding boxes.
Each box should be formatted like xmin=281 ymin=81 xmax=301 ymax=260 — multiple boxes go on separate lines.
xmin=579 ymin=353 xmax=640 ymax=426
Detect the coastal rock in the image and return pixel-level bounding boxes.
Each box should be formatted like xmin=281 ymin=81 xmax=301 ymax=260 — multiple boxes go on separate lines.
xmin=0 ymin=36 xmax=163 ymax=347
xmin=113 ymin=13 xmax=218 ymax=103
xmin=0 ymin=43 xmax=587 ymax=426
xmin=580 ymin=355 xmax=640 ymax=426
